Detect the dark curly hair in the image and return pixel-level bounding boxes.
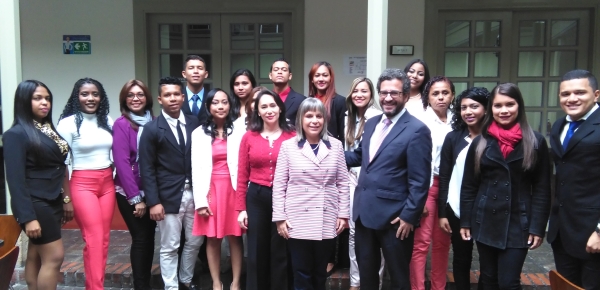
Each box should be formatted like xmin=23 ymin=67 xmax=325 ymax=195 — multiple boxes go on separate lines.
xmin=450 ymin=87 xmax=490 ymax=131
xmin=421 ymin=76 xmax=455 ymax=110
xmin=202 ymin=88 xmax=237 ymax=143
xmin=59 ymin=78 xmax=112 ymax=135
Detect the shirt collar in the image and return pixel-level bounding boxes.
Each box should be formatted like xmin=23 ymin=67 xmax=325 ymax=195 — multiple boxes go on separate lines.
xmin=162 ymin=110 xmax=186 ymax=126
xmin=381 ymin=108 xmax=405 ymax=125
xmin=566 ymin=104 xmax=598 ymax=122
xmin=425 ymin=106 xmax=453 ymax=125
xmin=186 ymin=86 xmax=204 ymax=102
xmin=298 ymin=138 xmax=331 ymax=149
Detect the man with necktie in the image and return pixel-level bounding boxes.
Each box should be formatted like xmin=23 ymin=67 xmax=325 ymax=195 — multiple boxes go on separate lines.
xmin=548 ymin=69 xmax=600 ymax=289
xmin=345 ymin=68 xmax=432 ymax=289
xmin=139 ymin=77 xmax=202 ymax=289
xmin=181 ymin=55 xmax=209 ymax=125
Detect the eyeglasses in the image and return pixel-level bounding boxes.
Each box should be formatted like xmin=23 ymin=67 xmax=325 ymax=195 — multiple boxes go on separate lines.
xmin=378 ymin=90 xmax=402 ymax=98
xmin=127 ymin=93 xmax=146 ymax=99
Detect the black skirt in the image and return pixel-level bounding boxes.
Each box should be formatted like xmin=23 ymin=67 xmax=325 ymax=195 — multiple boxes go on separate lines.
xmin=20 ymin=196 xmax=63 ymax=245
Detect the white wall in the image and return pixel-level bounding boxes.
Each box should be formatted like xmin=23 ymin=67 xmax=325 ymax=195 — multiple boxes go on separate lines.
xmin=303 ymin=0 xmax=425 ymax=96
xmin=19 ymin=0 xmax=135 ymax=123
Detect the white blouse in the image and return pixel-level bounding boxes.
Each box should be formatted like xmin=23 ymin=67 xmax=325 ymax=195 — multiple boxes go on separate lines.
xmin=57 ymin=113 xmax=113 ymax=171
xmin=423 ymin=107 xmax=453 ymax=177
xmin=447 ymin=135 xmax=472 ymax=218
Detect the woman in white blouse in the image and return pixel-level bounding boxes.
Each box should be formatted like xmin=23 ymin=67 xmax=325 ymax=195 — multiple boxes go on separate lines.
xmin=344 ymin=77 xmax=385 ymax=290
xmin=410 ymin=76 xmax=455 ymax=290
xmin=57 ymin=78 xmax=114 ymax=290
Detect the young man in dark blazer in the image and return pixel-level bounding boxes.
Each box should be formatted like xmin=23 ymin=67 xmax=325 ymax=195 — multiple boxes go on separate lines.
xmin=548 ymin=69 xmax=600 ymax=289
xmin=269 ymin=58 xmax=306 ymax=126
xmin=139 ymin=77 xmax=203 ymax=290
xmin=181 ymin=55 xmax=209 ymax=125
xmin=345 ymin=68 xmax=432 ymax=290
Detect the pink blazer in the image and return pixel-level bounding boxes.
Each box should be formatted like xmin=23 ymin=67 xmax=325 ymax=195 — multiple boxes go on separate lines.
xmin=272 ymin=137 xmax=350 ymax=240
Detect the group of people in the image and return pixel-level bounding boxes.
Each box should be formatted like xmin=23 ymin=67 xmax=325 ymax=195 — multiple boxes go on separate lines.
xmin=4 ymin=54 xmax=600 ymax=290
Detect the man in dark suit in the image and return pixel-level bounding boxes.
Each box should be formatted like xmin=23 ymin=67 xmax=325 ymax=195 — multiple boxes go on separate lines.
xmin=345 ymin=68 xmax=432 ymax=289
xmin=269 ymin=58 xmax=305 ymax=126
xmin=139 ymin=77 xmax=203 ymax=290
xmin=181 ymin=55 xmax=209 ymax=125
xmin=548 ymin=69 xmax=600 ymax=289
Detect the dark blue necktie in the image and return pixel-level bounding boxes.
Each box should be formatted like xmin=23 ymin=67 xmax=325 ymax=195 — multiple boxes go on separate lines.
xmin=563 ymin=120 xmax=584 ymax=150
xmin=176 ymin=120 xmax=186 ymax=153
xmin=191 ymin=94 xmax=200 ymax=115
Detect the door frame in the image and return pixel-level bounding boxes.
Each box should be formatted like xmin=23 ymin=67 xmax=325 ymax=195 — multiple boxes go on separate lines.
xmin=132 ymin=0 xmax=305 ymax=91
xmin=424 ymin=0 xmax=600 ymax=77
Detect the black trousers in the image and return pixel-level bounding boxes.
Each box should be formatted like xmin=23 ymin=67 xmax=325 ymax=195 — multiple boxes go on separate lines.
xmin=116 ymin=194 xmax=156 ymax=290
xmin=447 ymin=206 xmax=476 ymax=290
xmin=355 ymin=218 xmax=414 ymax=290
xmin=552 ymin=233 xmax=600 ymax=289
xmin=476 ymin=242 xmax=528 ymax=290
xmin=246 ymin=182 xmax=290 ymax=290
xmin=288 ymin=238 xmax=335 ymax=290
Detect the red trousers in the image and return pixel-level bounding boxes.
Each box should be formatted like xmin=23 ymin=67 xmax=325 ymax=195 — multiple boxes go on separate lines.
xmin=70 ymin=168 xmax=115 ymax=290
xmin=410 ymin=176 xmax=451 ymax=290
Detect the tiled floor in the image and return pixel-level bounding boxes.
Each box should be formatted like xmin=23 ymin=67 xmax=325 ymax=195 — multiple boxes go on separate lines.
xmin=10 ymin=229 xmax=556 ymax=289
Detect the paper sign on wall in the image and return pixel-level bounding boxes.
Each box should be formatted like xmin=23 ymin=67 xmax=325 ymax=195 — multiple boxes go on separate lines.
xmin=63 ymin=35 xmax=91 ymax=55
xmin=344 ymin=55 xmax=367 ymax=76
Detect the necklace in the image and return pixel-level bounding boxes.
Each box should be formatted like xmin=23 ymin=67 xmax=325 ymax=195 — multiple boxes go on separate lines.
xmin=262 ymin=129 xmax=281 ymax=148
xmin=410 ymin=93 xmax=421 ymax=100
xmin=311 ymin=142 xmax=320 ymax=151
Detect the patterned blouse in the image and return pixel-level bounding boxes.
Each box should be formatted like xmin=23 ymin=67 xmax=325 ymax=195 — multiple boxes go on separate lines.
xmin=34 ymin=120 xmax=69 ymax=156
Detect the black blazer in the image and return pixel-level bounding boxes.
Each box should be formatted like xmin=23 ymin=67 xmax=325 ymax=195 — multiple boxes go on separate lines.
xmin=3 ymin=124 xmax=67 ymax=225
xmin=437 ymin=127 xmax=470 ymax=218
xmin=139 ymin=114 xmax=200 ymax=214
xmin=284 ymin=88 xmax=306 ymax=126
xmin=182 ymin=89 xmax=208 ymax=126
xmin=460 ymin=132 xmax=551 ymax=249
xmin=548 ymin=108 xmax=600 ymax=259
xmin=345 ymin=112 xmax=432 ymax=230
xmin=322 ymin=94 xmax=346 ymax=145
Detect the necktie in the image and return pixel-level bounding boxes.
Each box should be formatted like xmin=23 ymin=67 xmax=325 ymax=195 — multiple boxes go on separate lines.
xmin=176 ymin=120 xmax=186 ymax=153
xmin=563 ymin=119 xmax=584 ymax=150
xmin=370 ymin=118 xmax=393 ymax=162
xmin=191 ymin=94 xmax=200 ymax=115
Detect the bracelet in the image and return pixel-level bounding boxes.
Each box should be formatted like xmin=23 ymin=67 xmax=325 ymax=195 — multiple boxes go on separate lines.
xmin=127 ymin=195 xmax=144 ymax=205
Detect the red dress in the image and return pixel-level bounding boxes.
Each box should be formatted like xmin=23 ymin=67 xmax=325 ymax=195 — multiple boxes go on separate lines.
xmin=192 ymin=138 xmax=242 ymax=238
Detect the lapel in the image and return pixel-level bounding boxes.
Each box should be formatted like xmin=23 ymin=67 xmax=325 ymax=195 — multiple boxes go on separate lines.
xmin=184 ymin=115 xmax=194 ymax=155
xmin=182 ymin=91 xmax=192 ymax=115
xmin=299 ymin=139 xmax=331 ymax=166
xmin=564 ymin=108 xmax=600 ymax=154
xmin=369 ymin=113 xmax=409 ymax=164
xmin=157 ymin=115 xmax=183 ymax=154
xmin=550 ymin=117 xmax=566 ymax=157
xmin=361 ymin=116 xmax=378 ymax=165
xmin=483 ymin=135 xmax=524 ymax=169
xmin=37 ymin=129 xmax=63 ymax=161
xmin=285 ymin=88 xmax=300 ymax=110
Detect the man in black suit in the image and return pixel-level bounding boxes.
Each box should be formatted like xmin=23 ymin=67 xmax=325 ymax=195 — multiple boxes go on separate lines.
xmin=345 ymin=68 xmax=432 ymax=289
xmin=181 ymin=55 xmax=209 ymax=125
xmin=139 ymin=77 xmax=203 ymax=290
xmin=548 ymin=69 xmax=600 ymax=289
xmin=269 ymin=58 xmax=305 ymax=126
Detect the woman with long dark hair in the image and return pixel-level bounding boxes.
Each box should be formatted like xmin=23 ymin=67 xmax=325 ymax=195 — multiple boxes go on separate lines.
xmin=344 ymin=77 xmax=384 ymax=290
xmin=308 ymin=61 xmax=346 ymax=146
xmin=192 ymin=89 xmax=245 ymax=290
xmin=4 ymin=80 xmax=72 ymax=290
xmin=230 ymin=68 xmax=257 ymax=119
xmin=438 ymin=87 xmax=490 ymax=290
xmin=460 ymin=83 xmax=551 ymax=290
xmin=112 ymin=79 xmax=155 ymax=290
xmin=57 ymin=78 xmax=114 ymax=290
xmin=403 ymin=59 xmax=430 ymax=116
xmin=411 ymin=76 xmax=455 ymax=290
xmin=236 ymin=89 xmax=295 ymax=290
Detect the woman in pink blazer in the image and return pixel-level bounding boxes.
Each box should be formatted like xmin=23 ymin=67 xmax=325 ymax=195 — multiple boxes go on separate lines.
xmin=272 ymin=97 xmax=350 ymax=290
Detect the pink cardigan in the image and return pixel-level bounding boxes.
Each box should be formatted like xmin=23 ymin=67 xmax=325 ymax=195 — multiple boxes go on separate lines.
xmin=272 ymin=137 xmax=350 ymax=240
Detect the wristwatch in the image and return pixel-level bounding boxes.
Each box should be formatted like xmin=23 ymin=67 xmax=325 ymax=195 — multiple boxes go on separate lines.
xmin=63 ymin=196 xmax=71 ymax=204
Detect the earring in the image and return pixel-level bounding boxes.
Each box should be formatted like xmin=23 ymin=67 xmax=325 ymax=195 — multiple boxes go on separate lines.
xmin=258 ymin=114 xmax=261 ymax=117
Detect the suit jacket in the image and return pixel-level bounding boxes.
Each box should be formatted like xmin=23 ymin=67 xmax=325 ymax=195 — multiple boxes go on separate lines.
xmin=437 ymin=127 xmax=470 ymax=218
xmin=284 ymin=88 xmax=306 ymax=126
xmin=345 ymin=111 xmax=432 ymax=230
xmin=191 ymin=117 xmax=245 ymax=210
xmin=3 ymin=124 xmax=68 ymax=224
xmin=548 ymin=108 xmax=600 ymax=259
xmin=272 ymin=138 xmax=350 ymax=240
xmin=460 ymin=132 xmax=551 ymax=249
xmin=182 ymin=88 xmax=209 ymax=126
xmin=326 ymin=94 xmax=347 ymax=146
xmin=139 ymin=114 xmax=200 ymax=214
